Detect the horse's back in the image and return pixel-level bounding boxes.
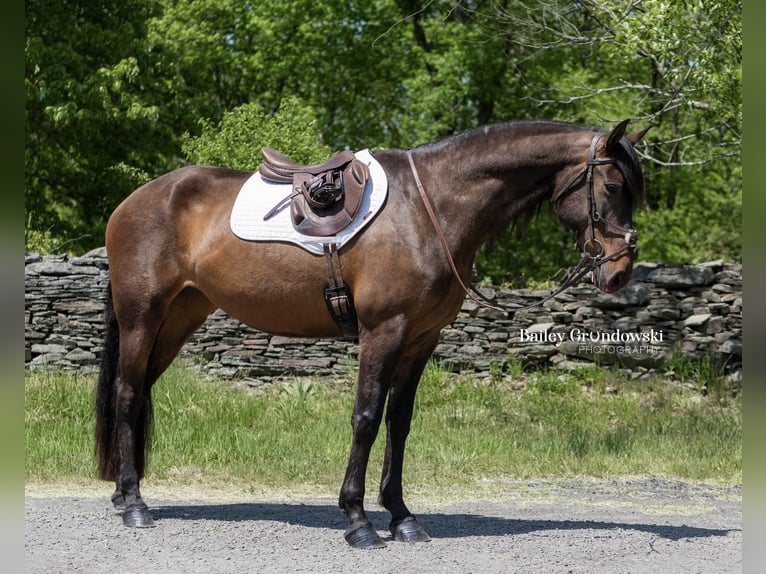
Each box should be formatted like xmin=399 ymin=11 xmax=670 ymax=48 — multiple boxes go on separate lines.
xmin=109 ymin=165 xmax=251 ymax=226
xmin=107 ymin=165 xmax=251 ymax=253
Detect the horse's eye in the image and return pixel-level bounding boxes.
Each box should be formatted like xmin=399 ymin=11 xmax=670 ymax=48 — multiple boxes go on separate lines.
xmin=605 ymin=182 xmax=622 ymax=195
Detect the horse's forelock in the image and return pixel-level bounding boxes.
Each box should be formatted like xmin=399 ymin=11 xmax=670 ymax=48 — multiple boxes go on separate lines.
xmin=614 ymin=137 xmax=645 ymax=207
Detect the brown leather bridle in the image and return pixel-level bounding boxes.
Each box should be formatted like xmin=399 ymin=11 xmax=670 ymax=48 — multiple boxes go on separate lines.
xmin=406 ymin=132 xmax=638 ymax=314
xmin=553 ymin=133 xmax=638 ymax=266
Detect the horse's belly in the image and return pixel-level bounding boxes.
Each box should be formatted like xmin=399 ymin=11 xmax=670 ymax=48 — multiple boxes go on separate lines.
xmin=217 ymin=296 xmax=342 ymax=338
xmin=193 ymin=250 xmax=345 ymax=338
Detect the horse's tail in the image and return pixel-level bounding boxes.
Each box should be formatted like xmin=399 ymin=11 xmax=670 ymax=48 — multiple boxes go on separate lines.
xmin=95 ymin=282 xmax=154 ymax=481
xmin=95 ymin=282 xmax=120 ymax=480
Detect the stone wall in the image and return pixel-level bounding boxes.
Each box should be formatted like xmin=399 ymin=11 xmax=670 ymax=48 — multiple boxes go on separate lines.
xmin=25 ymin=249 xmax=742 ymax=382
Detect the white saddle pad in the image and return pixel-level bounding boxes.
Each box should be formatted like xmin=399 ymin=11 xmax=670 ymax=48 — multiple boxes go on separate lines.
xmin=230 ymin=149 xmax=388 ymax=255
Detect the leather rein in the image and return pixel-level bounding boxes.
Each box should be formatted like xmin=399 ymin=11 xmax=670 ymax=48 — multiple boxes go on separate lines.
xmin=406 ymin=133 xmax=638 ymax=314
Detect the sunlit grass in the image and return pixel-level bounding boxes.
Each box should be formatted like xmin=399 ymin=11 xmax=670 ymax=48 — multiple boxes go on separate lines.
xmin=25 ymin=360 xmax=741 ymax=497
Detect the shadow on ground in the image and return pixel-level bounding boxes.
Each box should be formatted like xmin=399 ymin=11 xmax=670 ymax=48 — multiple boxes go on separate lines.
xmin=150 ymin=501 xmax=737 ymax=542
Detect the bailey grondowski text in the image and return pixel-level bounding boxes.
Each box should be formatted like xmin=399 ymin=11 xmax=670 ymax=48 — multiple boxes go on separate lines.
xmin=518 ymin=327 xmax=664 ymax=355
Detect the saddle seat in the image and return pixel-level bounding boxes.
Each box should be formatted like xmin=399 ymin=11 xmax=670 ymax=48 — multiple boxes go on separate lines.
xmin=258 ymin=146 xmax=370 ymax=237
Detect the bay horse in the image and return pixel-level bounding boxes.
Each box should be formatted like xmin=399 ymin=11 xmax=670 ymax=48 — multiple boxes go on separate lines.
xmin=95 ymin=119 xmax=647 ymax=548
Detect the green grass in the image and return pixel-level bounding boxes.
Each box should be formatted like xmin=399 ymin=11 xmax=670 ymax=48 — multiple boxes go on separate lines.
xmin=25 ymin=360 xmax=741 ymax=497
xmin=410 ymin=362 xmax=740 ymax=484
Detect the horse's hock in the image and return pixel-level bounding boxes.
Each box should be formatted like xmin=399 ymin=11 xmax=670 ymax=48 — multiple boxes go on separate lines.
xmin=25 ymin=249 xmax=742 ymax=381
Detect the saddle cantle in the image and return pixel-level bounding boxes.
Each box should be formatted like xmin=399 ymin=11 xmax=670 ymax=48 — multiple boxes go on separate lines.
xmin=259 ymin=147 xmax=370 ymax=237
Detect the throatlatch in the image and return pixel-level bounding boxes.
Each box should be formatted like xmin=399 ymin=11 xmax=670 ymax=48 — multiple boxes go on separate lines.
xmin=322 ymin=243 xmax=358 ymax=338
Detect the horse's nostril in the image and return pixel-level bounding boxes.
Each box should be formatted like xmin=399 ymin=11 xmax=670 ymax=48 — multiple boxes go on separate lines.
xmin=608 ymin=270 xmax=626 ymax=291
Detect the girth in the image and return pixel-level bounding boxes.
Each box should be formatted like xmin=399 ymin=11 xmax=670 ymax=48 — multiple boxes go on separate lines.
xmin=322 ymin=242 xmax=358 ymax=339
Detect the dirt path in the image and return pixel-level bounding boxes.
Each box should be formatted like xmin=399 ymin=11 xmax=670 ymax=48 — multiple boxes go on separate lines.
xmin=25 ymin=477 xmax=741 ymax=574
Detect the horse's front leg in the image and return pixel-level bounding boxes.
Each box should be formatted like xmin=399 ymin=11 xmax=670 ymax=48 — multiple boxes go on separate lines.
xmin=338 ymin=326 xmax=406 ymax=549
xmin=378 ymin=345 xmax=436 ymax=543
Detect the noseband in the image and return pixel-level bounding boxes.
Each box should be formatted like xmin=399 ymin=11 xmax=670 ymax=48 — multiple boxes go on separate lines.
xmin=407 ymin=132 xmax=638 ymax=314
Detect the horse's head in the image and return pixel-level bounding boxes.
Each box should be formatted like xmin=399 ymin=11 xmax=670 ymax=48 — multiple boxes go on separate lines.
xmin=552 ymin=120 xmax=649 ymax=294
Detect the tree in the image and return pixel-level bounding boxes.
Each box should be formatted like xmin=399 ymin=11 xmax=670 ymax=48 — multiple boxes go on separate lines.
xmin=475 ymin=0 xmax=742 ymax=279
xmin=25 ymin=0 xmax=173 ymax=252
xmin=182 ymin=97 xmax=331 ymax=169
xmin=25 ymin=0 xmax=740 ymax=281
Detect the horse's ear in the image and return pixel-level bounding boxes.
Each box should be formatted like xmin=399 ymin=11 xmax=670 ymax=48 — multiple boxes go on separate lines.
xmin=626 ymin=125 xmax=651 ymax=145
xmin=605 ymin=119 xmax=631 ymax=153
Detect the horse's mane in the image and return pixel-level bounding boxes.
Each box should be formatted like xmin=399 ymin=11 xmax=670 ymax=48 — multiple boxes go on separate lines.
xmin=612 ymin=135 xmax=646 ymax=206
xmin=415 ymin=120 xmax=586 ymax=152
xmin=416 ymin=119 xmax=645 ymax=206
xmin=414 ymin=120 xmax=645 ymax=243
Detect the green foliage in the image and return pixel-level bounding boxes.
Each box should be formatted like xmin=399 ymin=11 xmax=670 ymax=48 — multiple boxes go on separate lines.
xmin=636 ymin=159 xmax=741 ymax=264
xmin=182 ymin=97 xmax=332 ymax=169
xmin=478 ymin=0 xmax=742 ymax=275
xmin=25 ymin=0 xmax=741 ymax=276
xmin=24 ymin=224 xmax=60 ymax=255
xmin=25 ymin=0 xmax=175 ymax=254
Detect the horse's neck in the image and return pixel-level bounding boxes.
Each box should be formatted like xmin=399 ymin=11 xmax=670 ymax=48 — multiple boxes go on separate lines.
xmin=418 ymin=127 xmax=589 ymax=260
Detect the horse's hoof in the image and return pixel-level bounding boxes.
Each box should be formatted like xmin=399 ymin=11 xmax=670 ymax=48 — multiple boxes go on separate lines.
xmin=122 ymin=506 xmax=156 ymax=528
xmin=344 ymin=524 xmax=387 ymax=549
xmin=390 ymin=516 xmax=431 ymax=543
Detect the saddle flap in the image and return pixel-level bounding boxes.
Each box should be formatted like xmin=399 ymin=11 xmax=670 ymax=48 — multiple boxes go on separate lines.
xmin=290 ymin=159 xmax=369 ymax=237
xmin=258 ymin=163 xmax=293 ymax=184
xmin=259 ymin=145 xmax=371 ymax=237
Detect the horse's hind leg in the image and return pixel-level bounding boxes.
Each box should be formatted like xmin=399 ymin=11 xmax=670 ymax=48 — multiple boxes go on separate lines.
xmin=112 ymin=322 xmax=159 ymax=527
xmin=110 ymin=287 xmax=215 ymax=527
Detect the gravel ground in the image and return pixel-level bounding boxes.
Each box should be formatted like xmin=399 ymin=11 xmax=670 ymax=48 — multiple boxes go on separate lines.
xmin=25 ymin=477 xmax=741 ymax=574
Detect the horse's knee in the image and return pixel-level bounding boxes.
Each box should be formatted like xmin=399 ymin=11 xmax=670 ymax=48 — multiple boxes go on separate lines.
xmin=351 ymin=408 xmax=383 ymax=444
